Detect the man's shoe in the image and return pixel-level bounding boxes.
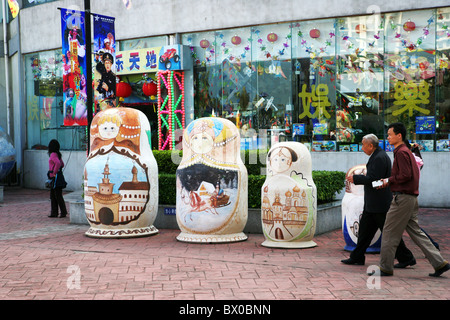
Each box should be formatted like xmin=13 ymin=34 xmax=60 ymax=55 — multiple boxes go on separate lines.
xmin=394 ymin=258 xmax=416 ymax=269
xmin=367 ymin=269 xmax=393 ymax=277
xmin=341 ymin=258 xmax=365 ymax=265
xmin=429 ymin=263 xmax=450 ymax=277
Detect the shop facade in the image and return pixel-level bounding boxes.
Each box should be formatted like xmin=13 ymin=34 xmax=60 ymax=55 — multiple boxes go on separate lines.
xmin=10 ymin=0 xmax=450 ymax=207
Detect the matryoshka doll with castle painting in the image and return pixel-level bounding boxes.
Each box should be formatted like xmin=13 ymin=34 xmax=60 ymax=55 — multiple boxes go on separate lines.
xmin=83 ymin=107 xmax=159 ymax=238
xmin=261 ymin=142 xmax=317 ymax=248
xmin=176 ymin=117 xmax=248 ymax=243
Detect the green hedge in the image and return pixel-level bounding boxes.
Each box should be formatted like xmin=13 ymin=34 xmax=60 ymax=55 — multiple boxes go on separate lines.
xmin=153 ymin=150 xmax=345 ymax=207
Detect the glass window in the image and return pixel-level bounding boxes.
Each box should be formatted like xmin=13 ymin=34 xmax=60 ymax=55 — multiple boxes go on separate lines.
xmin=292 ymin=19 xmax=337 ymax=151
xmin=436 ymin=7 xmax=450 ymax=151
xmin=384 ymin=10 xmax=437 ymax=151
xmin=335 ymin=15 xmax=385 ymax=152
xmin=25 ymin=50 xmax=86 ymax=150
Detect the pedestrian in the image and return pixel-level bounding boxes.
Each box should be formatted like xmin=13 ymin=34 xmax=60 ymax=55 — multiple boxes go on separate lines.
xmin=373 ymin=123 xmax=449 ymax=277
xmin=47 ymin=139 xmax=68 ymax=218
xmin=342 ymin=134 xmax=415 ymax=267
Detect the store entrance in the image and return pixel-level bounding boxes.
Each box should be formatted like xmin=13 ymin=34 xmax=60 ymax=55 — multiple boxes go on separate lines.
xmin=122 ymin=102 xmax=159 ymax=150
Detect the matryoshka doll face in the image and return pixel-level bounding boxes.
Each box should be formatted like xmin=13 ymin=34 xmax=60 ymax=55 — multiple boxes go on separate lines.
xmin=190 ymin=132 xmax=214 ymax=154
xmin=99 ymin=120 xmax=120 ymax=140
xmin=270 ymin=147 xmax=293 ymax=174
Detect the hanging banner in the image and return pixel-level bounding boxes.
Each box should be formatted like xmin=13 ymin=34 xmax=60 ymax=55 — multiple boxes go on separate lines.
xmin=8 ymin=0 xmax=20 ymax=18
xmin=60 ymin=8 xmax=88 ymax=126
xmin=93 ymin=14 xmax=117 ymax=112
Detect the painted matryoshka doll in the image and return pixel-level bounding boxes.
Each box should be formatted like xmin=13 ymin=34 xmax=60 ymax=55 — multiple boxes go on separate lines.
xmin=261 ymin=142 xmax=317 ymax=248
xmin=342 ymin=165 xmax=381 ymax=252
xmin=176 ymin=117 xmax=248 ymax=243
xmin=83 ymin=107 xmax=159 ymax=238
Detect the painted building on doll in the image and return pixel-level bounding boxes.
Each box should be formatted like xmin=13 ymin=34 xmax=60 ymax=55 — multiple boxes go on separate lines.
xmin=1 ymin=0 xmax=450 ymax=207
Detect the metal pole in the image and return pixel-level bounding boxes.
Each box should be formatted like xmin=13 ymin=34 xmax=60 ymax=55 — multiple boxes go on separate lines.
xmin=84 ymin=0 xmax=93 ymax=153
xmin=2 ymin=0 xmax=10 ymax=135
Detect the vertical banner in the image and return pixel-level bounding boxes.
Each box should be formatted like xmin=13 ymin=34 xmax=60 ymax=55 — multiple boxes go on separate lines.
xmin=93 ymin=14 xmax=117 ymax=112
xmin=61 ymin=8 xmax=88 ymax=126
xmin=8 ymin=0 xmax=20 ymax=18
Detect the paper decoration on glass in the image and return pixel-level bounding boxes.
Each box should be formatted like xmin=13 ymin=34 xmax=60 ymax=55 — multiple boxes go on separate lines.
xmin=393 ymin=80 xmax=430 ymax=116
xmin=298 ymin=84 xmax=332 ymax=119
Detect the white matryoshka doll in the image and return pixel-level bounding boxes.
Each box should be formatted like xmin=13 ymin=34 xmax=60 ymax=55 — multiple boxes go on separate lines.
xmin=83 ymin=107 xmax=159 ymax=238
xmin=342 ymin=165 xmax=381 ymax=252
xmin=261 ymin=142 xmax=317 ymax=248
xmin=176 ymin=117 xmax=248 ymax=243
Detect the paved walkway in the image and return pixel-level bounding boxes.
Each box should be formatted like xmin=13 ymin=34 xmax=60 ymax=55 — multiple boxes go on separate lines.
xmin=0 ymin=187 xmax=448 ymax=303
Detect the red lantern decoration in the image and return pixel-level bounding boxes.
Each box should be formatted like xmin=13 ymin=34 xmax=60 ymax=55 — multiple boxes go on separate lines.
xmin=309 ymin=28 xmax=321 ymax=39
xmin=143 ymin=81 xmax=157 ymax=97
xmin=267 ymin=32 xmax=278 ymax=43
xmin=200 ymin=39 xmax=210 ymax=49
xmin=403 ymin=21 xmax=416 ymax=32
xmin=231 ymin=35 xmax=241 ymax=45
xmin=355 ymin=24 xmax=366 ymax=34
xmin=116 ymin=82 xmax=132 ymax=98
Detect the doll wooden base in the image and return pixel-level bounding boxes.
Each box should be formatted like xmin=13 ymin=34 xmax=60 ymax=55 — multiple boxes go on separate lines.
xmin=85 ymin=225 xmax=158 ymax=238
xmin=261 ymin=239 xmax=317 ymax=249
xmin=176 ymin=232 xmax=247 ymax=244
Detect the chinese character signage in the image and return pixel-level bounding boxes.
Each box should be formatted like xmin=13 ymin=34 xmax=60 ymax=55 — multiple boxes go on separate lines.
xmin=116 ymin=48 xmax=162 ymax=75
xmin=93 ymin=14 xmax=116 ymax=111
xmin=298 ymin=84 xmax=332 ymax=119
xmin=60 ymin=8 xmax=88 ymax=126
xmin=115 ymin=45 xmax=193 ymax=76
xmin=393 ymin=80 xmax=430 ymax=116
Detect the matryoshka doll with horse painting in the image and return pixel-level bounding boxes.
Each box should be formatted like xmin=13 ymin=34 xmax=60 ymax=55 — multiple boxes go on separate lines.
xmin=176 ymin=117 xmax=248 ymax=243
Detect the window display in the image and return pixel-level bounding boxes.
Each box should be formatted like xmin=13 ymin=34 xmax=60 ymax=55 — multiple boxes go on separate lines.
xmin=183 ymin=8 xmax=450 ymax=152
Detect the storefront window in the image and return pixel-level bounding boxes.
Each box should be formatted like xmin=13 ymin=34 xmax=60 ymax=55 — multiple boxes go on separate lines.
xmin=25 ymin=50 xmax=87 ymax=150
xmin=334 ymin=15 xmax=385 ymax=151
xmin=384 ymin=10 xmax=437 ymax=151
xmin=292 ymin=19 xmax=337 ymax=151
xmin=436 ymin=7 xmax=450 ymax=151
xmin=184 ymin=7 xmax=450 ymax=152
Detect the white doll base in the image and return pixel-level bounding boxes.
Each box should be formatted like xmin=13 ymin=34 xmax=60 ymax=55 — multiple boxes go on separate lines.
xmin=176 ymin=232 xmax=247 ymax=243
xmin=261 ymin=239 xmax=317 ymax=249
xmin=85 ymin=225 xmax=159 ymax=238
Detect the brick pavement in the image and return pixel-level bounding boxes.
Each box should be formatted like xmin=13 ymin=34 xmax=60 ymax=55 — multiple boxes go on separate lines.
xmin=0 ymin=187 xmax=448 ymax=304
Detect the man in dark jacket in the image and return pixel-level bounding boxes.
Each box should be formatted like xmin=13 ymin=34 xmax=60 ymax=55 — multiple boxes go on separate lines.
xmin=341 ymin=134 xmax=415 ymax=266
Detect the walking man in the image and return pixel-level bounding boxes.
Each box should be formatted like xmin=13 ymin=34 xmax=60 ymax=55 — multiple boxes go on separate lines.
xmin=342 ymin=134 xmax=415 ymax=266
xmin=374 ymin=123 xmax=449 ymax=277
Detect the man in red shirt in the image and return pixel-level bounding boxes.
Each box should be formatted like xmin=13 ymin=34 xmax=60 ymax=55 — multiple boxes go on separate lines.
xmin=374 ymin=123 xmax=449 ymax=277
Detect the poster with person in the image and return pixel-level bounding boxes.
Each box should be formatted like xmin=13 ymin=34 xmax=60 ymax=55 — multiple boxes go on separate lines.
xmin=60 ymin=8 xmax=88 ymax=126
xmin=93 ymin=14 xmax=117 ymax=112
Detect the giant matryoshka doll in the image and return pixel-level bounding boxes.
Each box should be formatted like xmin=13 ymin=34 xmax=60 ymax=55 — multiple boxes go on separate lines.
xmin=261 ymin=142 xmax=317 ymax=248
xmin=342 ymin=165 xmax=381 ymax=252
xmin=176 ymin=117 xmax=248 ymax=243
xmin=83 ymin=107 xmax=159 ymax=238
